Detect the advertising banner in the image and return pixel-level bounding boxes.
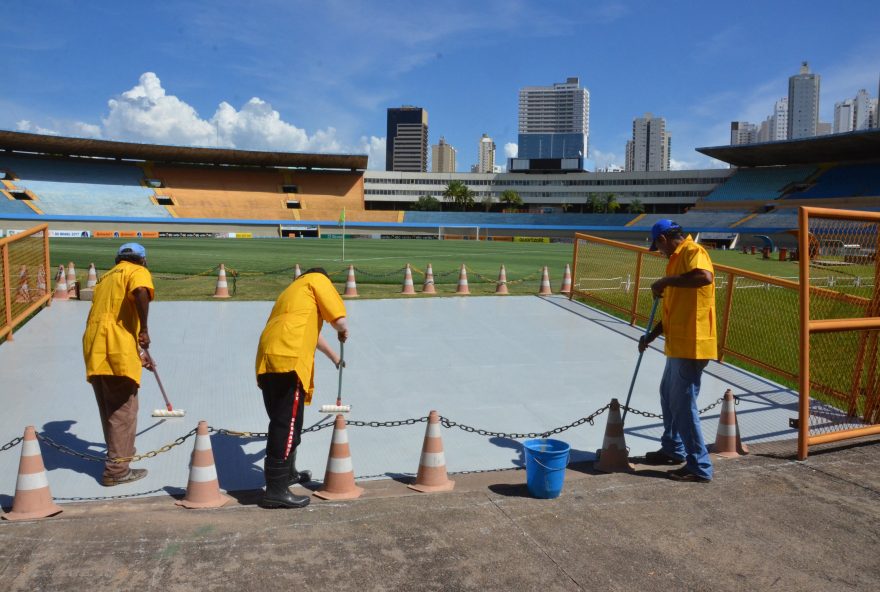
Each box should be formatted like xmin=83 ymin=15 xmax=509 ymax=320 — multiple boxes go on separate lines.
xmin=49 ymin=230 xmax=91 ymax=238
xmin=92 ymin=230 xmax=159 ymax=238
xmin=513 ymin=236 xmax=550 ymax=243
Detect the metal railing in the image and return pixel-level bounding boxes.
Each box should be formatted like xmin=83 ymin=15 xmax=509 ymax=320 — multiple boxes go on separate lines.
xmin=0 ymin=224 xmax=51 ymax=342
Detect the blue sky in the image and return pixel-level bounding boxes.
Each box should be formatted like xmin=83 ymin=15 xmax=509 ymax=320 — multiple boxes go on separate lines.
xmin=2 ymin=0 xmax=878 ymax=170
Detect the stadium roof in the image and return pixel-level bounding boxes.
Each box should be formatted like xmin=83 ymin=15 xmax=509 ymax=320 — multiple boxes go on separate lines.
xmin=697 ymin=129 xmax=880 ymax=167
xmin=0 ymin=130 xmax=368 ymax=170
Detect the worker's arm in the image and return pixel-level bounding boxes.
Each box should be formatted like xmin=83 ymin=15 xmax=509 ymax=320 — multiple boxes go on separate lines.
xmin=330 ymin=316 xmax=348 ymax=343
xmin=316 ymin=334 xmax=344 ymax=368
xmin=651 ymin=268 xmax=713 ymax=298
xmin=133 ymin=286 xmax=153 ymax=370
xmin=638 ymin=322 xmax=664 ymax=353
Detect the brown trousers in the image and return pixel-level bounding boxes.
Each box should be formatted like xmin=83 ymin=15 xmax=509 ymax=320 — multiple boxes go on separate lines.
xmin=91 ymin=375 xmax=139 ymax=479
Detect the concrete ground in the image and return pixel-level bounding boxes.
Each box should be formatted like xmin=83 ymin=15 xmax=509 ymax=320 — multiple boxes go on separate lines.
xmin=1 ymin=436 xmax=878 ymax=592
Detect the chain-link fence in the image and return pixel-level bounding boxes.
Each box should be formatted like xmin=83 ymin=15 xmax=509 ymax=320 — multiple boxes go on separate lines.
xmin=1 ymin=224 xmax=51 ymax=342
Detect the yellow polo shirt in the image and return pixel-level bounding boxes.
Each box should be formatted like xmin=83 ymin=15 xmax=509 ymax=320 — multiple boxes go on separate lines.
xmin=662 ymin=236 xmax=717 ymax=360
xmin=255 ymin=273 xmax=347 ymax=404
xmin=82 ymin=261 xmax=154 ymax=385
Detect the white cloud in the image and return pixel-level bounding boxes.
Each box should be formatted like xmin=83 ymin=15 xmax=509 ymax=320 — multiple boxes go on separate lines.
xmin=17 ymin=119 xmax=102 ymax=138
xmin=504 ymin=142 xmax=518 ymax=158
xmin=16 ymin=120 xmax=59 ymax=136
xmin=358 ymin=136 xmax=386 ymax=170
xmin=669 ymin=157 xmax=699 ymax=171
xmin=591 ymin=148 xmax=622 ymax=170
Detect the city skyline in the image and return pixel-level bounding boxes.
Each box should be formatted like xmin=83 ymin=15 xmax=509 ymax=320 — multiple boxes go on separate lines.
xmin=2 ymin=1 xmax=878 ymax=171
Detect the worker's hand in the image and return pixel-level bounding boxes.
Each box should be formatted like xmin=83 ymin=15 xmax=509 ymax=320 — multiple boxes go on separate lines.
xmin=638 ymin=335 xmax=652 ymax=353
xmin=138 ymin=347 xmax=155 ymax=371
xmin=337 ymin=327 xmax=348 ymax=343
xmin=650 ymin=278 xmax=667 ymax=299
xmin=335 ymin=359 xmax=346 ymax=370
xmin=138 ymin=329 xmax=151 ymax=350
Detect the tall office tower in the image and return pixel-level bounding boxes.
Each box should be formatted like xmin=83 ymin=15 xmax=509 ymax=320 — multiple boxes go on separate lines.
xmin=834 ymin=99 xmax=856 ymax=133
xmin=514 ymin=77 xmax=589 ymax=170
xmin=853 ymin=89 xmax=874 ymax=131
xmin=730 ymin=121 xmax=758 ymax=145
xmin=386 ymin=106 xmax=428 ymax=172
xmin=625 ymin=113 xmax=671 ymax=172
xmin=787 ymin=62 xmax=820 ymax=140
xmin=757 ymin=119 xmax=772 ymax=142
xmin=870 ymin=98 xmax=879 ymax=128
xmin=431 ymin=137 xmax=456 ymax=173
xmin=476 ymin=133 xmax=496 ymax=173
xmin=769 ymin=98 xmax=788 ymax=141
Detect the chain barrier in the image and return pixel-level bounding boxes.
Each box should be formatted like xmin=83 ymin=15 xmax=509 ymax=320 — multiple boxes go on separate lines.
xmin=7 ymin=397 xmax=736 ymax=463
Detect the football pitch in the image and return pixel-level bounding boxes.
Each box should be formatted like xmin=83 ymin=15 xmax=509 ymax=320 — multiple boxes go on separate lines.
xmin=48 ymin=236 xmax=808 ymax=301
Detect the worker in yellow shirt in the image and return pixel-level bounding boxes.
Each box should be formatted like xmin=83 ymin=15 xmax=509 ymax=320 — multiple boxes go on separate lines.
xmin=82 ymin=243 xmax=154 ymax=486
xmin=255 ymin=268 xmax=348 ymax=509
xmin=638 ymin=220 xmax=716 ymax=482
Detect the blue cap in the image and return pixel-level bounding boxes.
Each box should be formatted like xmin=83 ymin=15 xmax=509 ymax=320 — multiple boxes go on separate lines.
xmin=649 ymin=220 xmax=681 ymax=251
xmin=117 ymin=243 xmax=146 ymax=259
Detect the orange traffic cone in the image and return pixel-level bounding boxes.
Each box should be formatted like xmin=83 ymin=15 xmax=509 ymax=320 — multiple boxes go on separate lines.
xmin=66 ymin=262 xmax=77 ymax=297
xmin=401 ymin=264 xmax=416 ymax=295
xmin=176 ymin=421 xmax=232 ymax=509
xmin=343 ymin=265 xmax=358 ymax=298
xmin=408 ymin=410 xmax=454 ymax=493
xmin=538 ymin=266 xmax=552 ymax=295
xmin=422 ymin=263 xmax=436 ymax=294
xmin=594 ymin=399 xmax=633 ymax=473
xmin=709 ymin=389 xmax=749 ymax=458
xmin=293 ymin=263 xmax=302 ymax=280
xmin=495 ymin=265 xmax=509 ymax=295
xmin=53 ymin=265 xmax=69 ymax=300
xmin=455 ymin=264 xmax=470 ymax=295
xmin=560 ymin=263 xmax=572 ymax=294
xmin=36 ymin=265 xmax=47 ymax=297
xmin=86 ymin=263 xmax=98 ymax=288
xmin=213 ymin=264 xmax=230 ymax=298
xmin=2 ymin=426 xmax=63 ymax=521
xmin=314 ymin=414 xmax=364 ymax=500
xmin=14 ymin=265 xmax=30 ymax=303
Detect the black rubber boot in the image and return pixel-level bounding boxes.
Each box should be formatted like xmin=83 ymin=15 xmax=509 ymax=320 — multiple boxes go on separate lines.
xmin=260 ymin=457 xmax=310 ymax=509
xmin=289 ymin=449 xmax=312 ymax=486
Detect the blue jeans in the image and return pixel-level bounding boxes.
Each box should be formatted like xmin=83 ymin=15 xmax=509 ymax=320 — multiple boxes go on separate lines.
xmin=659 ymin=358 xmax=713 ymax=480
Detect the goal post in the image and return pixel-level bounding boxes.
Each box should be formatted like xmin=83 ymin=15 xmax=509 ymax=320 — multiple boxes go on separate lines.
xmin=438 ymin=225 xmax=481 ymax=241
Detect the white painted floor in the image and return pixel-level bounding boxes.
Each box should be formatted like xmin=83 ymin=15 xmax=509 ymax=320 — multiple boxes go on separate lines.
xmin=0 ymin=295 xmax=800 ymax=503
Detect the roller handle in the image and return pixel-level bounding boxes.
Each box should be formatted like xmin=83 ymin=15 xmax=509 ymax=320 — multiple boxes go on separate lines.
xmin=622 ymin=297 xmax=660 ymax=423
xmin=336 ymin=341 xmax=344 ymax=407
xmin=141 ymin=349 xmax=173 ymax=412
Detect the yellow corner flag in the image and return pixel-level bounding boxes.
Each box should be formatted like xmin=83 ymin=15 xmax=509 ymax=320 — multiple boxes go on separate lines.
xmin=339 ymin=208 xmax=345 ymax=224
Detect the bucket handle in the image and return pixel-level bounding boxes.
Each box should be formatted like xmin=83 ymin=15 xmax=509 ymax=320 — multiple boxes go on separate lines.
xmin=530 ymin=453 xmax=570 ymax=472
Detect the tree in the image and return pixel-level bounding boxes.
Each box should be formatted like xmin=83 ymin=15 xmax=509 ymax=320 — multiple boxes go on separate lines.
xmin=442 ymin=180 xmax=475 ymax=211
xmin=588 ymin=193 xmax=604 ymax=213
xmin=412 ymin=195 xmax=441 ymax=211
xmin=499 ymin=189 xmax=523 ymax=209
xmin=603 ymin=193 xmax=620 ymax=214
xmin=481 ymin=195 xmax=494 ymax=212
xmin=627 ymin=199 xmax=645 ymax=214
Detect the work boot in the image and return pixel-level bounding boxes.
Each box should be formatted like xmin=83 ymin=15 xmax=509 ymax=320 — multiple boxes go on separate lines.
xmin=288 ymin=449 xmax=312 ymax=486
xmin=260 ymin=457 xmax=310 ymax=509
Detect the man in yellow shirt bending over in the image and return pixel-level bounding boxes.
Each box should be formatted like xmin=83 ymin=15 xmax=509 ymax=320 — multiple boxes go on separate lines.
xmin=638 ymin=220 xmax=716 ymax=483
xmin=255 ymin=268 xmax=348 ymax=509
xmin=82 ymin=243 xmax=154 ymax=486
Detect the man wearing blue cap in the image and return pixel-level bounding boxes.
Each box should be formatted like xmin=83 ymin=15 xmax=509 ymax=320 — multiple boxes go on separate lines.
xmin=638 ymin=220 xmax=716 ymax=482
xmin=82 ymin=243 xmax=154 ymax=486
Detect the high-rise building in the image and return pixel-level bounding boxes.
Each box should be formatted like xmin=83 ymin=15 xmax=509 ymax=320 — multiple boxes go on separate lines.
xmin=512 ymin=77 xmax=589 ymax=171
xmin=787 ymin=62 xmax=820 ymax=140
xmin=386 ymin=106 xmax=428 ymax=172
xmin=834 ymin=98 xmax=855 ymax=133
xmin=853 ymin=89 xmax=873 ymax=131
xmin=870 ymin=98 xmax=879 ymax=129
xmin=430 ymin=137 xmax=456 ymax=173
xmin=730 ymin=121 xmax=758 ymax=145
xmin=625 ymin=113 xmax=671 ymax=172
xmin=757 ymin=119 xmax=772 ymax=143
xmin=769 ymin=98 xmax=788 ymax=141
xmin=476 ymin=133 xmax=496 ymax=173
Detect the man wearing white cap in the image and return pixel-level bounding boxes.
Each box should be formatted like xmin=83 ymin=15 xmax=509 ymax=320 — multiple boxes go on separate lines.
xmin=82 ymin=243 xmax=154 ymax=486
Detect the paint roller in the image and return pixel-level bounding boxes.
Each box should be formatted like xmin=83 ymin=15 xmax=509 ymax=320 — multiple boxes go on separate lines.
xmin=140 ymin=348 xmax=186 ymax=418
xmin=319 ymin=341 xmax=350 ymax=414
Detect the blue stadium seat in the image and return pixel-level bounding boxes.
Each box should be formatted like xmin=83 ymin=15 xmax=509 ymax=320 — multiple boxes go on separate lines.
xmin=402 ymin=212 xmax=637 ymax=226
xmin=0 ymin=198 xmax=35 ymax=215
xmin=787 ymin=163 xmax=880 ymax=199
xmin=704 ymin=166 xmax=817 ymax=201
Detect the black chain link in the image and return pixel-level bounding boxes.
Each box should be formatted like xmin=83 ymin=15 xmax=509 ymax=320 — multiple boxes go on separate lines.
xmin=36 ymin=428 xmax=198 ymax=464
xmin=346 ymin=417 xmax=429 ymax=428
xmin=53 ymin=488 xmax=168 ymax=502
xmin=1 ymin=436 xmax=23 ymax=452
xmin=439 ymin=404 xmax=610 ymax=439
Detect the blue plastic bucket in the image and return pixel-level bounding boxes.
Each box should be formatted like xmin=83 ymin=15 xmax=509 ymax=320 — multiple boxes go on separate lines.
xmin=522 ymin=438 xmax=571 ymax=499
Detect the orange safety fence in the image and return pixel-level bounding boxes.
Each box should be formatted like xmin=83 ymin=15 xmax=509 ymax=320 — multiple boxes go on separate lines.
xmin=571 ymin=209 xmax=880 ymax=459
xmin=0 ymin=224 xmax=51 ymax=342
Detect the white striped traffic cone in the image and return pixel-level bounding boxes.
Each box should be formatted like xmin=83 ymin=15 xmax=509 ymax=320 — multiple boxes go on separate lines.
xmin=594 ymin=399 xmax=633 ymax=473
xmin=455 ymin=264 xmax=470 ymax=295
xmin=14 ymin=265 xmax=30 ymax=303
xmin=495 ymin=265 xmax=509 ymax=295
xmin=2 ymin=426 xmax=63 ymax=521
xmin=408 ymin=410 xmax=454 ymax=493
xmin=53 ymin=265 xmax=69 ymax=300
xmin=422 ymin=263 xmax=436 ymax=294
xmin=314 ymin=414 xmax=363 ymax=500
xmin=36 ymin=265 xmax=47 ymax=297
xmin=176 ymin=421 xmax=232 ymax=509
xmin=213 ymin=264 xmax=230 ymax=298
xmin=560 ymin=263 xmax=572 ymax=294
xmin=66 ymin=262 xmax=77 ymax=297
xmin=86 ymin=263 xmax=98 ymax=288
xmin=538 ymin=266 xmax=552 ymax=295
xmin=709 ymin=389 xmax=749 ymax=458
xmin=343 ymin=265 xmax=358 ymax=298
xmin=401 ymin=264 xmax=416 ymax=295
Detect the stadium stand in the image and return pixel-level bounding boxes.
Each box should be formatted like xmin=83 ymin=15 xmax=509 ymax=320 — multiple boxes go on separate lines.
xmin=786 ymin=163 xmax=880 ymax=200
xmin=402 ymin=212 xmax=636 ymax=226
xmin=634 ymin=211 xmax=750 ymax=229
xmin=703 ymin=166 xmax=817 ymax=202
xmin=0 ymin=197 xmax=35 ymax=215
xmin=736 ymin=209 xmax=799 ymax=229
xmin=0 ymin=154 xmax=171 ymax=218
